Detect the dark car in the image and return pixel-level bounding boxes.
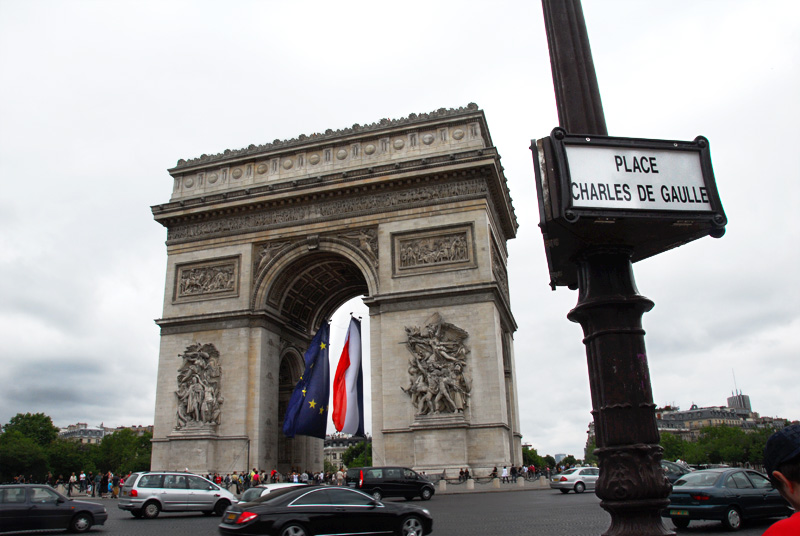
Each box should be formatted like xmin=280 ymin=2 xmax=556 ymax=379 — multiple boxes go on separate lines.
xmin=661 ymin=460 xmax=692 ymax=483
xmin=662 ymin=467 xmax=792 ymax=531
xmin=219 ymin=485 xmax=433 ymax=536
xmin=346 ymin=466 xmax=435 ymax=501
xmin=0 ymin=484 xmax=108 ymax=533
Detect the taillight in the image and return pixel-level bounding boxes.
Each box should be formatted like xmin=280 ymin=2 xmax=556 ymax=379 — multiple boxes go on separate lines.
xmin=359 ymin=470 xmax=364 ymax=488
xmin=236 ymin=511 xmax=258 ymax=524
xmin=560 ymin=477 xmax=568 ymax=482
xmin=130 ymin=490 xmax=138 ymax=497
xmin=690 ymin=493 xmax=710 ymax=501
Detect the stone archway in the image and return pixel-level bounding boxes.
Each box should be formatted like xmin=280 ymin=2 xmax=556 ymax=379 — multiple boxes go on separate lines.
xmin=150 ymin=104 xmax=521 ymax=476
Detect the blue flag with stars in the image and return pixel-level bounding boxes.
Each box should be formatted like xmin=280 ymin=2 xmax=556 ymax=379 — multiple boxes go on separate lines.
xmin=282 ymin=323 xmax=330 ymax=439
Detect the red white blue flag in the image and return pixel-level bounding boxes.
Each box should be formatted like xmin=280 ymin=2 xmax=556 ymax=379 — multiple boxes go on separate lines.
xmin=332 ymin=317 xmax=364 ymax=436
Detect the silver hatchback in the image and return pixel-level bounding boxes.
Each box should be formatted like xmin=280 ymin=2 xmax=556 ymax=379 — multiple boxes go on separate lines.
xmin=549 ymin=466 xmax=600 ymax=494
xmin=118 ymin=472 xmax=237 ymax=518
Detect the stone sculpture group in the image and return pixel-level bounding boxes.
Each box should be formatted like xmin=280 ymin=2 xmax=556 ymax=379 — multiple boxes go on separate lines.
xmin=402 ymin=313 xmax=472 ymax=415
xmin=175 ymin=343 xmax=224 ymax=429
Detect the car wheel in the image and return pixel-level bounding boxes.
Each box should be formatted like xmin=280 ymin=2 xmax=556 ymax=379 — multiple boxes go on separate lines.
xmin=214 ymin=499 xmax=231 ymax=516
xmin=280 ymin=523 xmax=308 ymax=536
xmin=130 ymin=509 xmax=143 ymax=518
xmin=69 ymin=512 xmax=93 ymax=533
xmin=722 ymin=506 xmax=742 ymax=531
xmin=372 ymin=489 xmax=383 ymax=500
xmin=420 ymin=487 xmax=433 ymax=501
xmin=560 ymin=489 xmax=570 ymax=494
xmin=143 ymin=501 xmax=161 ymax=519
xmin=399 ymin=515 xmax=424 ymax=536
xmin=574 ymin=482 xmax=585 ymax=494
xmin=672 ymin=518 xmax=690 ymax=529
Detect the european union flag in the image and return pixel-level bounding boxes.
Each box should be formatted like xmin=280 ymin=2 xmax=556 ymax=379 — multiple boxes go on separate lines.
xmin=282 ymin=323 xmax=330 ymax=439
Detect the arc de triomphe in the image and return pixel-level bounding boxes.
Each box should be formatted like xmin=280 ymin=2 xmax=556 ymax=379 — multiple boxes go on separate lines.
xmin=150 ymin=104 xmax=521 ymax=476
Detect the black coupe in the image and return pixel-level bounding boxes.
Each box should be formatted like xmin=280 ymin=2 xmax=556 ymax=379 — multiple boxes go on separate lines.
xmin=219 ymin=485 xmax=433 ymax=536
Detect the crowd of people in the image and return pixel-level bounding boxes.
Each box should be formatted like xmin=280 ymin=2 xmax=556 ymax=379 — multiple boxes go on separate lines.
xmin=10 ymin=470 xmax=130 ymax=498
xmin=202 ymin=467 xmax=356 ymax=493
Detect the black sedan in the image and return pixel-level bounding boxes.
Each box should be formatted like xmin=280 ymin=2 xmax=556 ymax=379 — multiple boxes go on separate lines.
xmin=0 ymin=484 xmax=108 ymax=533
xmin=662 ymin=467 xmax=791 ymax=531
xmin=219 ymin=485 xmax=433 ymax=536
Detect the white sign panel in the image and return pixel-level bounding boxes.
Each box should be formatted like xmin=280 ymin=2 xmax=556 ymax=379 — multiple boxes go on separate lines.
xmin=565 ymin=145 xmax=712 ymax=211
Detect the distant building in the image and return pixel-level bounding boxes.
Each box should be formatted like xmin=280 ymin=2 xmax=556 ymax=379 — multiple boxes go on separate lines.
xmin=324 ymin=434 xmax=371 ymax=470
xmin=59 ymin=423 xmax=106 ymax=444
xmin=554 ymin=453 xmax=567 ymax=464
xmin=59 ymin=422 xmax=154 ymax=444
xmin=586 ymin=392 xmax=789 ymax=453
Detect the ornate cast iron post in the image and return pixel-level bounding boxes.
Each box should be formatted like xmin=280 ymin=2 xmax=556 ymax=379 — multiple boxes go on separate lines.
xmin=541 ymin=1 xmax=673 ymax=534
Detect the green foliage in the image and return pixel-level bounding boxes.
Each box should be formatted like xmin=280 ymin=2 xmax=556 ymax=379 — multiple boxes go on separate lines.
xmin=3 ymin=413 xmax=59 ymax=446
xmin=341 ymin=440 xmax=372 ymax=468
xmin=659 ymin=431 xmax=688 ymax=461
xmin=661 ymin=426 xmax=775 ymax=466
xmin=560 ymin=455 xmax=578 ymax=467
xmin=0 ymin=431 xmax=48 ymax=482
xmin=96 ymin=429 xmax=152 ymax=474
xmin=522 ymin=446 xmax=546 ymax=468
xmin=0 ymin=412 xmax=154 ymax=481
xmin=47 ymin=439 xmax=96 ymax=479
xmin=543 ymin=455 xmax=556 ymax=468
xmin=323 ymin=460 xmax=336 ymax=474
xmin=583 ymin=437 xmax=598 ymax=466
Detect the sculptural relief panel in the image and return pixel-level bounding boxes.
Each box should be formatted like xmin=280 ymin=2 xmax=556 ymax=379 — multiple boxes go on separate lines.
xmin=174 ymin=343 xmax=223 ymax=431
xmin=401 ymin=313 xmax=472 ymax=416
xmin=174 ymin=256 xmax=240 ymax=303
xmin=392 ymin=224 xmax=476 ymax=277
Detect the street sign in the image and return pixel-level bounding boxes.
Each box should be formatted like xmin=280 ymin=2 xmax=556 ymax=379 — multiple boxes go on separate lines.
xmin=532 ymin=128 xmax=726 ymax=289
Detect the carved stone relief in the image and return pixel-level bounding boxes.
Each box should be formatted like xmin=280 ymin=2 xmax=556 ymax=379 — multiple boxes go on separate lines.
xmin=175 ymin=343 xmax=223 ymax=430
xmin=401 ymin=313 xmax=472 ymax=415
xmin=339 ymin=228 xmax=378 ymax=267
xmin=168 ymin=177 xmax=488 ymax=243
xmin=174 ymin=257 xmax=239 ymax=302
xmin=392 ymin=224 xmax=475 ymax=277
xmin=492 ymin=246 xmax=510 ymax=301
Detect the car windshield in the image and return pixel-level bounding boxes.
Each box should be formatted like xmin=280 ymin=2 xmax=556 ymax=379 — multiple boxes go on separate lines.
xmin=674 ymin=472 xmax=722 ymax=487
xmin=561 ymin=468 xmax=578 ymax=475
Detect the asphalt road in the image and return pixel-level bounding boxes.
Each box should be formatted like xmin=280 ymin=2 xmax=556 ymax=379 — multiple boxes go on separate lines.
xmin=5 ymin=490 xmax=783 ymax=536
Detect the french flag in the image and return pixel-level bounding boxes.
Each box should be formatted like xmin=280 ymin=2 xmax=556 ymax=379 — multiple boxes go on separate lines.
xmin=333 ymin=317 xmax=365 ymax=436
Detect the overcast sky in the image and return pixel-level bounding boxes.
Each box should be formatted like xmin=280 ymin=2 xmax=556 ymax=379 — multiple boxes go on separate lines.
xmin=1 ymin=0 xmax=797 ymax=460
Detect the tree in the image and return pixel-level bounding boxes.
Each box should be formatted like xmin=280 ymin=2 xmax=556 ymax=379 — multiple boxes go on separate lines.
xmin=543 ymin=455 xmax=556 ymax=468
xmin=46 ymin=439 xmax=96 ymax=479
xmin=584 ymin=437 xmax=598 ymax=466
xmin=0 ymin=431 xmax=48 ymax=482
xmin=560 ymin=455 xmax=578 ymax=467
xmin=341 ymin=440 xmax=372 ymax=469
xmin=97 ymin=429 xmax=152 ymax=474
xmin=522 ymin=446 xmax=546 ymax=468
xmin=659 ymin=431 xmax=688 ymax=461
xmin=3 ymin=413 xmax=59 ymax=446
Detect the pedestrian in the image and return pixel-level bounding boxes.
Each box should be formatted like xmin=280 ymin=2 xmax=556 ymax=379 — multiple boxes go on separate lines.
xmin=99 ymin=472 xmax=108 ymax=498
xmin=762 ymin=423 xmax=800 ymax=535
xmin=93 ymin=472 xmax=102 ymax=497
xmin=501 ymin=466 xmax=509 ymax=483
xmin=68 ymin=472 xmax=77 ymax=496
xmin=111 ymin=473 xmax=120 ymax=499
xmin=79 ymin=470 xmax=86 ymax=493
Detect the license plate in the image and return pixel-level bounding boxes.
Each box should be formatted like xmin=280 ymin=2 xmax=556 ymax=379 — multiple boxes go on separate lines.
xmin=670 ymin=509 xmax=689 ymax=516
xmin=226 ymin=512 xmax=238 ymax=521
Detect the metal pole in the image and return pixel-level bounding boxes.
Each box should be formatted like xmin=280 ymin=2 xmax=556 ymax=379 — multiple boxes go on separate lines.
xmin=541 ymin=2 xmax=673 ymax=534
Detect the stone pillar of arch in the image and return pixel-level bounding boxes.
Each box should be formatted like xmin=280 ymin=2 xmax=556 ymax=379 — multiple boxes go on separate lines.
xmin=150 ymin=104 xmax=520 ymax=476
